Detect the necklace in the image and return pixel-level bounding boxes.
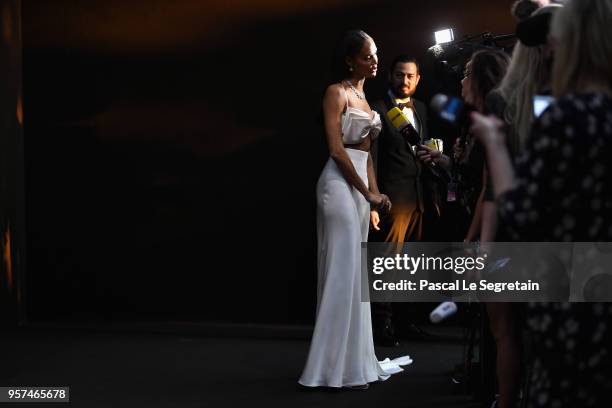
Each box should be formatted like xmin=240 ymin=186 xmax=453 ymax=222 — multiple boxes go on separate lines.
xmin=345 ymin=81 xmax=365 ymax=100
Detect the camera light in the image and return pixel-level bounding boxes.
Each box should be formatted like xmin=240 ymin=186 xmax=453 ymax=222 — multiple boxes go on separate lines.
xmin=434 ymin=29 xmax=454 ymax=45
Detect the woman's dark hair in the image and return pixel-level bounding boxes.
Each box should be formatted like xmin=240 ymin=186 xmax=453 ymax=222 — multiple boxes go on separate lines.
xmin=469 ymin=48 xmax=511 ymax=108
xmin=511 ymin=0 xmax=540 ymax=21
xmin=330 ymin=29 xmax=372 ymax=84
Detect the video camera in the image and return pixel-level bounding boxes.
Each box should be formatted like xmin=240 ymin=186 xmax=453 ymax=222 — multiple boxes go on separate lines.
xmin=426 ymin=30 xmax=515 ymax=84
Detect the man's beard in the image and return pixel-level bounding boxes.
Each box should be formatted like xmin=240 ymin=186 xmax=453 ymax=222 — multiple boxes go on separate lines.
xmin=394 ymin=86 xmax=413 ymax=99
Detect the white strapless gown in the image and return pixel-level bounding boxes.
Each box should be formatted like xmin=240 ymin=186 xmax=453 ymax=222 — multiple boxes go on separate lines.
xmin=299 ymin=148 xmax=412 ymax=388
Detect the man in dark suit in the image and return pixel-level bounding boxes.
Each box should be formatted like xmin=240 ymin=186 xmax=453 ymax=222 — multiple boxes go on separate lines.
xmin=370 ymin=55 xmax=441 ymax=346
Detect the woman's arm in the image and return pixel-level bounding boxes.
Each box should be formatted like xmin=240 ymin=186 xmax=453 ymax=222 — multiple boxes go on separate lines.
xmin=465 ymin=168 xmax=487 ymax=242
xmin=480 ymin=202 xmax=498 ymax=242
xmin=471 ymin=110 xmax=562 ymax=240
xmin=366 ymin=152 xmax=380 ymax=195
xmin=323 ymin=84 xmax=372 ymax=200
xmin=367 ymin=152 xmax=384 ymax=230
xmin=480 ymin=169 xmax=499 ymax=243
xmin=469 ymin=113 xmax=516 ymax=198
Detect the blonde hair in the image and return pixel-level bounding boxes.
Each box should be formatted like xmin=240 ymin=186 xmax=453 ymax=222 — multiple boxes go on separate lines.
xmin=497 ymin=5 xmax=561 ymax=152
xmin=497 ymin=43 xmax=547 ymax=152
xmin=551 ymin=0 xmax=612 ymax=97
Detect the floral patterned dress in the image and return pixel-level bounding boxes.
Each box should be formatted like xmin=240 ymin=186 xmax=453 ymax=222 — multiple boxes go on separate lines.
xmin=498 ymin=92 xmax=612 ymax=407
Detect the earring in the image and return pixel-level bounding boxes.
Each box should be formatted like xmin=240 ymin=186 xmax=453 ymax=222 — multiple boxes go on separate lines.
xmin=349 ymin=66 xmax=353 ymax=72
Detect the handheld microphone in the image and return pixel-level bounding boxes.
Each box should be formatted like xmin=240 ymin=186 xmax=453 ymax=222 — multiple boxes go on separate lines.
xmin=386 ymin=107 xmax=421 ymax=146
xmin=429 ymin=301 xmax=458 ymax=324
xmin=430 ymin=94 xmax=476 ymax=128
xmin=430 ymin=94 xmax=477 ymax=153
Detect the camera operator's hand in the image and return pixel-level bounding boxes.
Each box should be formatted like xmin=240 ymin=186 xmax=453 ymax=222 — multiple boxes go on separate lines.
xmin=469 ymin=112 xmax=506 ymax=147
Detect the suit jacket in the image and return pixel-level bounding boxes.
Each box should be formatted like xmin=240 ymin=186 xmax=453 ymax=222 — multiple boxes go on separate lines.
xmin=372 ymin=94 xmax=429 ymax=213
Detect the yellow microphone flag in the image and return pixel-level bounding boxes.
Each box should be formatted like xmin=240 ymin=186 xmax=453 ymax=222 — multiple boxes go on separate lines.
xmin=386 ymin=107 xmax=408 ymax=131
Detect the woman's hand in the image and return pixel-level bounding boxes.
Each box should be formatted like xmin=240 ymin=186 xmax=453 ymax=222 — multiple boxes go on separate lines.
xmin=367 ymin=192 xmax=392 ymax=212
xmin=469 ymin=112 xmax=506 ymax=147
xmin=370 ymin=210 xmax=380 ymax=231
xmin=416 ymin=144 xmax=442 ymax=165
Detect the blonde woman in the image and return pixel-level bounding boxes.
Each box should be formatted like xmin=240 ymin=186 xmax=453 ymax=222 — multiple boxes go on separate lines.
xmin=477 ymin=7 xmax=562 ymax=407
xmin=494 ymin=4 xmax=563 ymax=153
xmin=472 ymin=0 xmax=612 ymax=405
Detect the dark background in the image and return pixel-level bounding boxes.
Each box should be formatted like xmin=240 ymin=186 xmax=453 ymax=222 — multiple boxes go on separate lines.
xmin=22 ymin=0 xmax=515 ymax=325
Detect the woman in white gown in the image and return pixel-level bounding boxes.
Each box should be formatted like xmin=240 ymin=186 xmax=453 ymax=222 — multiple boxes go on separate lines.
xmin=299 ymin=30 xmax=411 ymax=390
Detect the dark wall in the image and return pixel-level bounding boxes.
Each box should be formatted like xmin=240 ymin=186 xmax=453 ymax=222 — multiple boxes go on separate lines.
xmin=22 ymin=0 xmax=515 ymax=324
xmin=1 ymin=0 xmax=25 ymax=326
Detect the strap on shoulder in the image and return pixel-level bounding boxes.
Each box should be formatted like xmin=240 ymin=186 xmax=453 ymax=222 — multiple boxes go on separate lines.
xmin=341 ymin=83 xmax=349 ymax=113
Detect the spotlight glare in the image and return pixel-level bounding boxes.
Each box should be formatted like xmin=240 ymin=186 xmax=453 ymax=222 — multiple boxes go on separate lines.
xmin=435 ymin=29 xmax=454 ymax=45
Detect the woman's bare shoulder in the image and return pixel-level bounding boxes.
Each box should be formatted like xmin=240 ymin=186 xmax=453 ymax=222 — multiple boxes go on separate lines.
xmin=325 ymin=83 xmax=345 ymax=97
xmin=324 ymin=83 xmax=346 ymax=106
